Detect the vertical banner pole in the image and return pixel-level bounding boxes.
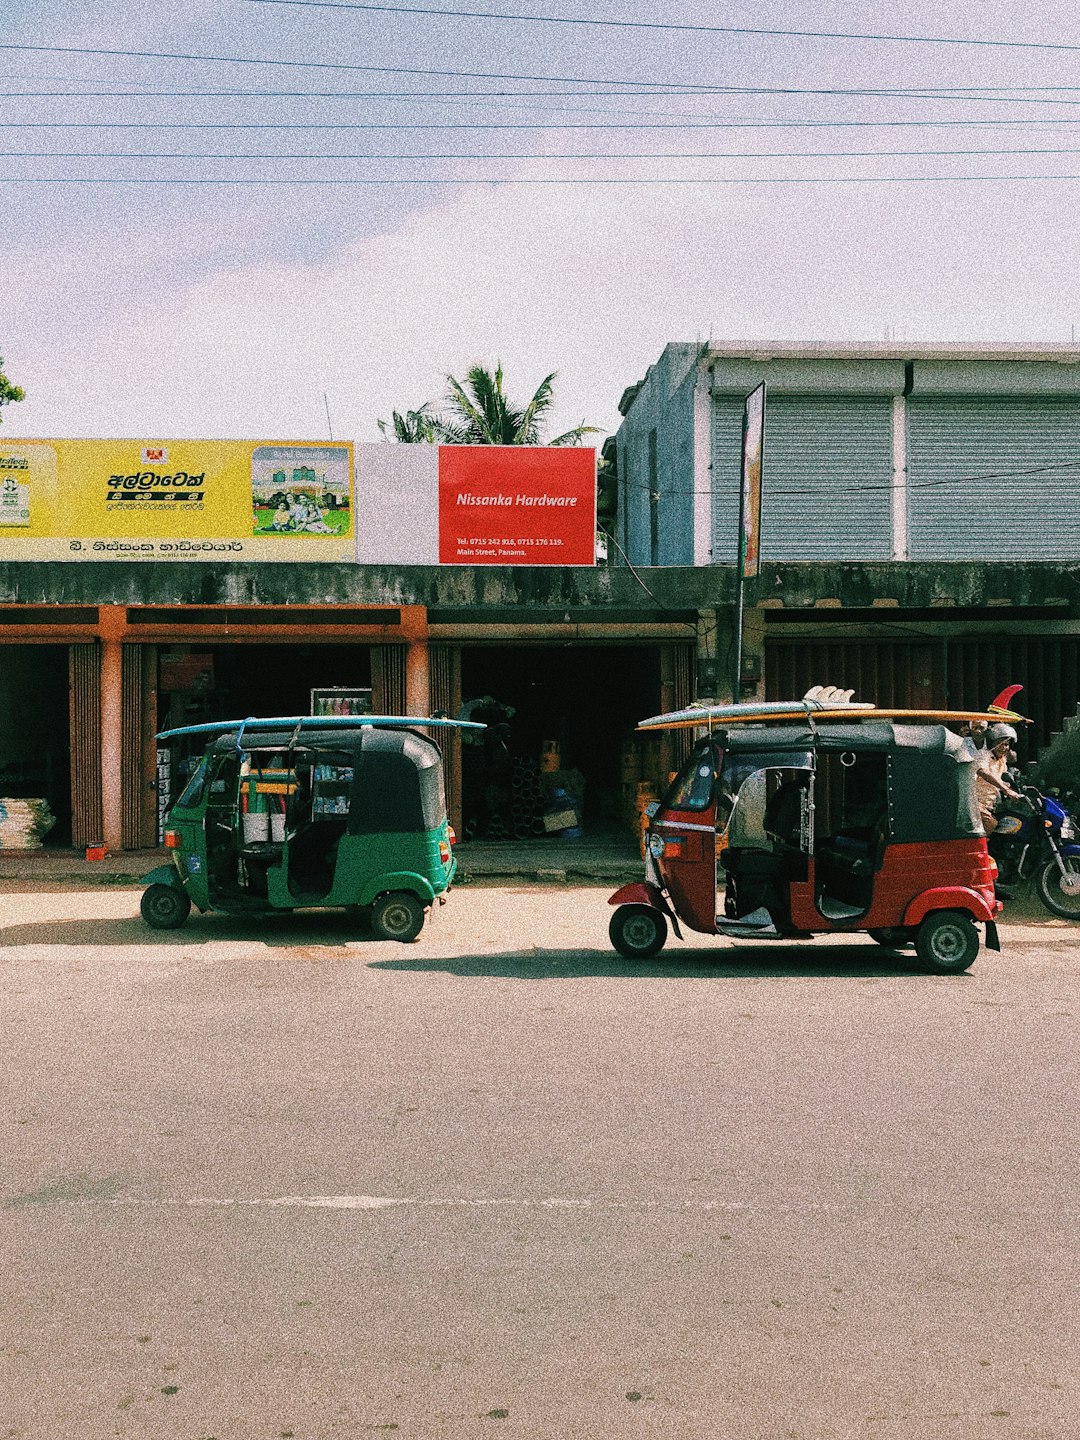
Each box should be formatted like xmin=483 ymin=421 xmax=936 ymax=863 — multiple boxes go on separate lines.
xmin=733 ymin=382 xmax=766 ymax=702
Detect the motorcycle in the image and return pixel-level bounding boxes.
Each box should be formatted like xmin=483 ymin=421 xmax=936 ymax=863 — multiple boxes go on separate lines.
xmin=989 ymin=780 xmax=1080 ymax=919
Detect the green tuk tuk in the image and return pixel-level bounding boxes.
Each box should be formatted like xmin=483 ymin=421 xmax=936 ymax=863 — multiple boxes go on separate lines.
xmin=140 ymin=714 xmax=482 ymax=941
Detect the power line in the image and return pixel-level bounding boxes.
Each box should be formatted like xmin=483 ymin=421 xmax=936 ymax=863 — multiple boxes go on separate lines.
xmin=7 ymin=173 xmax=1080 ymax=185
xmin=11 ymin=146 xmax=1080 ymax=160
xmin=625 ymin=459 xmax=1080 ymax=499
xmin=12 ymin=119 xmax=1080 ymax=131
xmin=9 ymin=84 xmax=1080 ymax=105
xmin=246 ymin=0 xmax=1080 ymax=55
xmin=6 ymin=42 xmax=1080 ymax=101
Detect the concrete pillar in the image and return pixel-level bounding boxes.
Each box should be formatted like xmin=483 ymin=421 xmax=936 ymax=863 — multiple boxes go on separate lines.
xmin=405 ymin=638 xmax=430 ymax=717
xmin=99 ymin=605 xmax=125 ymax=852
xmin=741 ymin=606 xmax=767 ymax=702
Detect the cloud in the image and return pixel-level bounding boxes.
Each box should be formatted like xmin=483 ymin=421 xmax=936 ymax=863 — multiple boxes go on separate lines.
xmin=8 ymin=166 xmax=1080 ymax=443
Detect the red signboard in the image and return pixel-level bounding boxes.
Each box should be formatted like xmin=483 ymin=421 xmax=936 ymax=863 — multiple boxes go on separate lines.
xmin=438 ymin=446 xmax=596 ymax=565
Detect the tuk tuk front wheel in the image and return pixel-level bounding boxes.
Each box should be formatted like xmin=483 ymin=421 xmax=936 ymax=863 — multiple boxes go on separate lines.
xmin=915 ymin=910 xmax=979 ymax=974
xmin=370 ymin=890 xmax=426 ymax=943
xmin=140 ymin=883 xmax=191 ymax=931
xmin=609 ymin=904 xmax=668 ymax=959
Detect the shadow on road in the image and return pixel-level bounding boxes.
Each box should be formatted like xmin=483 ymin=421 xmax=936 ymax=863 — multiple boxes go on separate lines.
xmin=0 ymin=910 xmax=945 ymax=975
xmin=369 ymin=946 xmax=936 ymax=979
xmin=0 ymin=910 xmax=370 ymax=949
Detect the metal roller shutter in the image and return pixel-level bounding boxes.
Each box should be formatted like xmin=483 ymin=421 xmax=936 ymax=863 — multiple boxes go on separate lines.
xmin=907 ymin=395 xmax=1080 ymax=560
xmin=712 ymin=394 xmax=893 ymax=563
xmin=69 ymin=643 xmax=102 ymax=850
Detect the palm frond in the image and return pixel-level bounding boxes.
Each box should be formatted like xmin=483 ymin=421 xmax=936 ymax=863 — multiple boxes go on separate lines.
xmin=548 ymin=422 xmax=601 ymax=447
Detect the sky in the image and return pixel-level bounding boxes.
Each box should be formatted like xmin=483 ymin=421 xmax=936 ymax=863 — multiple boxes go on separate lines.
xmin=4 ymin=0 xmax=1080 ymax=443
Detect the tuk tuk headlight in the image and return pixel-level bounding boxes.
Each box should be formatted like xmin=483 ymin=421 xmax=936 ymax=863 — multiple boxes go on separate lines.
xmin=648 ymin=832 xmax=666 ymax=859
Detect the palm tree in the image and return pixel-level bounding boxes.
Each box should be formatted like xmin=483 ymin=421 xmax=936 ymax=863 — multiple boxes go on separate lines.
xmin=376 ymin=402 xmax=439 ymax=443
xmin=439 ymin=363 xmax=598 ymax=447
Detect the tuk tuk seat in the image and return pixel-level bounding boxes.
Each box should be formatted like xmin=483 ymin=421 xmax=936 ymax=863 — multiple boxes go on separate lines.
xmin=816 ymin=830 xmax=881 ymax=878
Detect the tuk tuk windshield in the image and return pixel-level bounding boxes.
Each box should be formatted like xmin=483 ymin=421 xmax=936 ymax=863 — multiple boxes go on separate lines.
xmin=662 ymin=743 xmax=722 ymax=812
xmin=174 ymin=758 xmax=209 ymax=810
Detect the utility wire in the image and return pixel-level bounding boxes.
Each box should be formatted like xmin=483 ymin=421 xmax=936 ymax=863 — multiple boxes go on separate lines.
xmin=12 ymin=146 xmax=1080 ymax=160
xmin=7 ymin=173 xmax=1080 ymax=184
xmin=12 ymin=119 xmax=1080 ymax=131
xmin=10 ymin=84 xmax=1080 ymax=105
xmin=624 ymin=458 xmax=1080 ymax=499
xmin=246 ymin=0 xmax=1080 ymax=56
xmin=5 ymin=42 xmax=1079 ymax=98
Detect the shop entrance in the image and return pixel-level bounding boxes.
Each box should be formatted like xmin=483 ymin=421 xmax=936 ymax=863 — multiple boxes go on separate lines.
xmin=458 ymin=644 xmax=665 ymax=841
xmin=0 ymin=645 xmax=71 ymax=847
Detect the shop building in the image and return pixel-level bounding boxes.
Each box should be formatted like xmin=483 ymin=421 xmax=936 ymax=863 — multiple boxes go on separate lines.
xmin=0 ymin=436 xmax=716 ymax=855
xmin=8 ymin=343 xmax=1080 ymax=856
xmin=614 ymin=341 xmax=1080 ymax=756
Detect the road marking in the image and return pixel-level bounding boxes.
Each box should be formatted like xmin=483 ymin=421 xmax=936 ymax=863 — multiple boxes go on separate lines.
xmin=6 ymin=1191 xmax=842 ymax=1213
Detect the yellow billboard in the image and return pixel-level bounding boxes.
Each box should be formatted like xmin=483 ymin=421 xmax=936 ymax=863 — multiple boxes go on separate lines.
xmin=0 ymin=438 xmax=355 ymax=561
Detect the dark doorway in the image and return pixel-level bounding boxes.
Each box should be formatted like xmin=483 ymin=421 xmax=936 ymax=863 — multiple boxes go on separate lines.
xmin=0 ymin=645 xmax=71 ymax=846
xmin=458 ymin=644 xmax=661 ymax=839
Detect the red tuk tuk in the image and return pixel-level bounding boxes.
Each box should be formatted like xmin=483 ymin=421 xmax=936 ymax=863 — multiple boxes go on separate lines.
xmin=608 ymin=700 xmax=1020 ymax=973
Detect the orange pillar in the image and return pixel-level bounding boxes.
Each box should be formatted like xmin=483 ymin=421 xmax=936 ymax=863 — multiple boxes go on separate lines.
xmin=405 ymin=639 xmax=430 ymax=717
xmin=99 ymin=606 xmax=126 ymax=852
xmin=401 ymin=606 xmax=430 ymax=717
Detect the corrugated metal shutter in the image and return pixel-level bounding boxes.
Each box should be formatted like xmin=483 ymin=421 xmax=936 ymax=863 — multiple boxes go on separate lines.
xmin=711 ymin=396 xmax=745 ymax=564
xmin=907 ymin=396 xmax=1080 ymax=560
xmin=712 ymin=394 xmax=893 ymax=563
xmin=69 ymin=643 xmax=102 ymax=849
xmin=429 ymin=643 xmax=462 ymax=831
xmin=371 ymin=645 xmax=407 ymax=715
xmin=767 ymin=634 xmax=1080 ymax=757
xmin=767 ymin=640 xmax=944 ymax=712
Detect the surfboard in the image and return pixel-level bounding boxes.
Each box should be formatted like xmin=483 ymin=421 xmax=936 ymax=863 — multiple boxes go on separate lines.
xmin=157 ymin=714 xmax=486 ymax=741
xmin=636 ymin=701 xmax=1030 ymax=732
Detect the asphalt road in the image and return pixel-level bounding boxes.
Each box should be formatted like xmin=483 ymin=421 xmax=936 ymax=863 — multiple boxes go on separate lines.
xmin=1 ymin=883 xmax=1077 ymax=1440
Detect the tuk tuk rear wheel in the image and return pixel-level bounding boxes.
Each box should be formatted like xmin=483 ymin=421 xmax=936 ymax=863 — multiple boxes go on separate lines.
xmin=140 ymin=883 xmax=191 ymax=930
xmin=370 ymin=890 xmax=426 ymax=942
xmin=609 ymin=904 xmax=668 ymax=959
xmin=915 ymin=910 xmax=979 ymax=974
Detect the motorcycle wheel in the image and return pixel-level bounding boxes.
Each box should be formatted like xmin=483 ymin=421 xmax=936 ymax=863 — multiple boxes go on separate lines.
xmin=1034 ymin=854 xmax=1080 ymax=920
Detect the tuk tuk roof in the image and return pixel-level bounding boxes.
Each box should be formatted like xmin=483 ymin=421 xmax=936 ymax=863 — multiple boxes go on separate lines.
xmin=719 ymin=721 xmax=966 ymax=756
xmin=156 ymin=714 xmax=485 ymax=742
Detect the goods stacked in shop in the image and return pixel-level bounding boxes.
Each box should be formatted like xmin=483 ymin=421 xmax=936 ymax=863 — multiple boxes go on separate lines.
xmin=618 ymin=735 xmax=666 ymax=853
xmin=0 ymin=797 xmax=56 ymax=849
